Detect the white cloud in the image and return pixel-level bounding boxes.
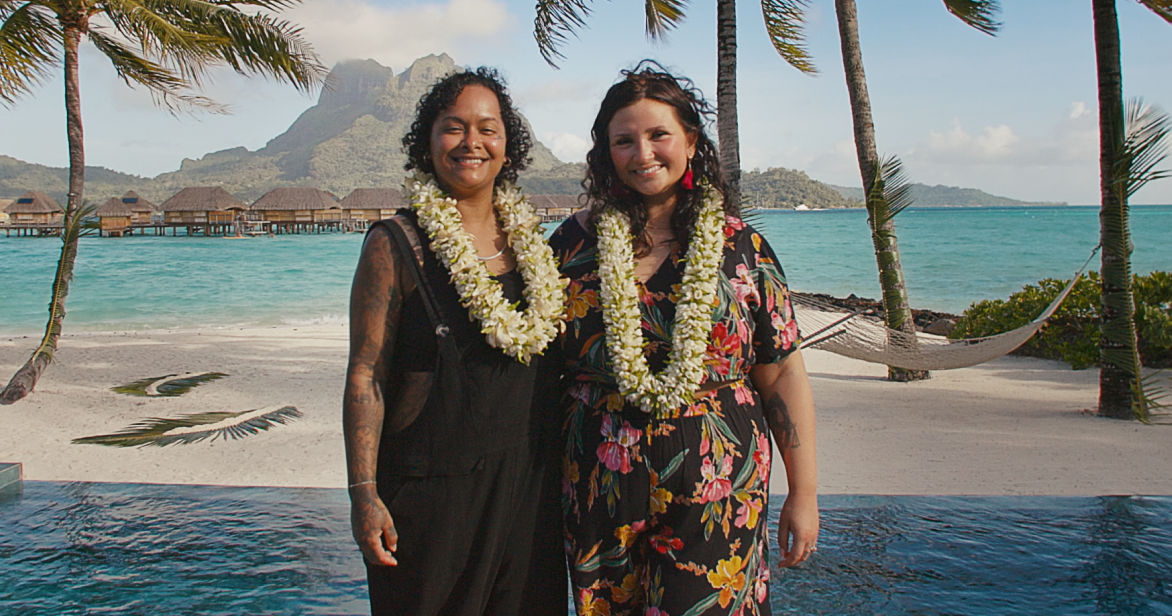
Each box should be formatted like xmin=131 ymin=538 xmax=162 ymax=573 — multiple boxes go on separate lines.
xmin=920 ymin=119 xmax=1020 ymax=162
xmin=909 ymin=107 xmax=1097 ymax=168
xmin=284 ymin=0 xmax=513 ymax=69
xmin=542 ymin=131 xmax=590 ymax=162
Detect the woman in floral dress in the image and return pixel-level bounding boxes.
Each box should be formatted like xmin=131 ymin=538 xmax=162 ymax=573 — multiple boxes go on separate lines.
xmin=549 ymin=62 xmax=819 ymax=616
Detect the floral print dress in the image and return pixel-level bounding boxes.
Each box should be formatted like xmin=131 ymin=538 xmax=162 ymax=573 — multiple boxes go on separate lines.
xmin=549 ymin=214 xmax=801 ymax=616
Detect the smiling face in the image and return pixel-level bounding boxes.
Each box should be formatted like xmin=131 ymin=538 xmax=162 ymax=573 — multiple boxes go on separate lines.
xmin=428 ymin=84 xmax=507 ymax=200
xmin=607 ymin=98 xmax=698 ymax=207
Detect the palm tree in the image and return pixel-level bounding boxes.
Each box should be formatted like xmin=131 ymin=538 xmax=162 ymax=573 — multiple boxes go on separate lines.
xmin=0 ymin=0 xmax=324 ymax=404
xmin=1091 ymin=0 xmax=1172 ymax=420
xmin=832 ymin=0 xmax=999 ymax=381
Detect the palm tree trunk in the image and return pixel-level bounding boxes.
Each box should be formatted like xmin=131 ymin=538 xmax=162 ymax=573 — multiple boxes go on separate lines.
xmin=1092 ymin=0 xmax=1142 ymax=419
xmin=716 ymin=0 xmax=741 ymax=209
xmin=834 ymin=0 xmax=927 ymax=382
xmin=0 ymin=24 xmax=86 ymax=405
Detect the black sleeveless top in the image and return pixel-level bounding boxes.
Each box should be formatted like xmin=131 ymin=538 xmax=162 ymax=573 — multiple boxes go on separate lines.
xmin=374 ymin=213 xmax=561 ymax=477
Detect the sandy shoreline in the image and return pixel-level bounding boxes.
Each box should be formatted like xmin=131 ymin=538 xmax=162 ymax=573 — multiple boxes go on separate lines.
xmin=2 ymin=324 xmax=1170 ymax=496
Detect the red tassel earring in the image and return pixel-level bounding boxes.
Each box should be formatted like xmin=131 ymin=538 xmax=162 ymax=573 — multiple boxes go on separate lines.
xmin=681 ymin=160 xmax=695 ymax=190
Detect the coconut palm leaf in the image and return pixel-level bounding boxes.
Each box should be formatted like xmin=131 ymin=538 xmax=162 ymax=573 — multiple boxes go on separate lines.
xmin=111 ymin=372 xmax=228 ymax=397
xmin=86 ymin=28 xmax=224 ymax=113
xmin=760 ymin=0 xmax=815 ymax=74
xmin=644 ymin=0 xmax=687 ymax=41
xmin=942 ymin=0 xmax=1001 ymax=35
xmin=73 ymin=405 xmax=303 ymax=447
xmin=1113 ymin=98 xmax=1171 ymax=200
xmin=867 ymin=154 xmax=914 ymax=230
xmin=0 ymin=1 xmax=59 ymax=104
xmin=1137 ymin=0 xmax=1172 ymax=24
xmin=533 ymin=0 xmax=594 ymax=66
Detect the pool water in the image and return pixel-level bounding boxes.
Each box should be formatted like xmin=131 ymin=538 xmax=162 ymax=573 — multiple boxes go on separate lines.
xmin=1 ymin=483 xmax=1169 ymax=615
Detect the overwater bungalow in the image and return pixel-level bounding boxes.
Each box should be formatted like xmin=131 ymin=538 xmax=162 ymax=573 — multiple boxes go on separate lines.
xmin=250 ymin=187 xmax=341 ymax=233
xmin=530 ymin=194 xmax=580 ymax=222
xmin=159 ymin=187 xmax=246 ymax=234
xmin=3 ymin=191 xmax=64 ymax=236
xmin=95 ymin=191 xmax=160 ymax=237
xmin=339 ymin=188 xmax=406 ymax=222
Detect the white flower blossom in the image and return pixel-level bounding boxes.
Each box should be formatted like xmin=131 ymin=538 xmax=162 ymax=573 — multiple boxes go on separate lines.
xmin=596 ymin=187 xmax=725 ymax=414
xmin=406 ymin=172 xmax=567 ymax=364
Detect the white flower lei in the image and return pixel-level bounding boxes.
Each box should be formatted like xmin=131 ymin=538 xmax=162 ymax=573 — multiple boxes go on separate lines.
xmin=405 ymin=171 xmax=566 ymax=364
xmin=596 ymin=187 xmax=725 ymax=413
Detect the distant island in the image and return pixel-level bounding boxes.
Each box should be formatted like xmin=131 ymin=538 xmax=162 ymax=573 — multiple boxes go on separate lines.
xmin=824 ymin=183 xmax=1066 ymax=208
xmin=0 ymin=54 xmax=1061 ymax=210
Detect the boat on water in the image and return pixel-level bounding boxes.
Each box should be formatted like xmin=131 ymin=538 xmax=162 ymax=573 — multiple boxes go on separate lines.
xmin=794 ymin=204 xmax=810 ymax=211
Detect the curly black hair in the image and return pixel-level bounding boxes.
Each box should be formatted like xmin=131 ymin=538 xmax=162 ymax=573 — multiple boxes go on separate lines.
xmin=583 ymin=60 xmax=732 ymax=254
xmin=402 ymin=67 xmax=532 ymax=186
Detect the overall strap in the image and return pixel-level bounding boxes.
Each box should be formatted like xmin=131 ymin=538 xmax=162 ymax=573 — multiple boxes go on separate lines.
xmin=377 ymin=215 xmax=451 ymax=341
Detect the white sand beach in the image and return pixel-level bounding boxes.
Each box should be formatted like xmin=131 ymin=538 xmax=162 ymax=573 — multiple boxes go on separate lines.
xmin=2 ymin=324 xmax=1169 ymax=496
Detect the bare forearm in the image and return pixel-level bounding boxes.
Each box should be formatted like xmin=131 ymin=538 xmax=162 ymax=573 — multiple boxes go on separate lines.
xmin=343 ymin=375 xmax=385 ymax=487
xmin=752 ymin=352 xmax=818 ymax=496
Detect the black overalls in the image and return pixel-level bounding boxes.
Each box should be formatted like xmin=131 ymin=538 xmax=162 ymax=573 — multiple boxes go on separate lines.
xmin=365 ymin=214 xmax=566 ymax=616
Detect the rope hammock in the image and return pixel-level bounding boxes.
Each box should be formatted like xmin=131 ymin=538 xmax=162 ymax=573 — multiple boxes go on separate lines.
xmin=792 ymin=248 xmax=1099 ymax=371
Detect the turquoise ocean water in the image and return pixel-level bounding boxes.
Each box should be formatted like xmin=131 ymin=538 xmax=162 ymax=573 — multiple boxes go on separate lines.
xmin=2 ymin=205 xmax=1170 ymax=335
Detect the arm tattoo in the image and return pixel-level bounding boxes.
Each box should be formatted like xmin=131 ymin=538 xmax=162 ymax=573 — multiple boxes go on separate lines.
xmin=763 ymin=392 xmax=800 ymax=450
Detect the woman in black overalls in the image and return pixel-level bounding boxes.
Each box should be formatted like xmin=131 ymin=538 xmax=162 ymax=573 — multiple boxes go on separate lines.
xmin=343 ymin=68 xmax=566 ymax=616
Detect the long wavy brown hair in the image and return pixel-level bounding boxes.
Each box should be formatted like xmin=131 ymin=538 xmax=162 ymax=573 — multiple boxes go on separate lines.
xmin=582 ymin=60 xmax=732 ymax=254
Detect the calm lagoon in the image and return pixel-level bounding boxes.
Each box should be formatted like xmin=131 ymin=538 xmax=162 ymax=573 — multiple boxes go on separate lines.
xmin=2 ymin=205 xmax=1170 ymax=335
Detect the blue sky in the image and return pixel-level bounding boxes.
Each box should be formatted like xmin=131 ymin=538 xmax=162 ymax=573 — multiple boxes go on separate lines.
xmin=2 ymin=0 xmax=1171 ymax=204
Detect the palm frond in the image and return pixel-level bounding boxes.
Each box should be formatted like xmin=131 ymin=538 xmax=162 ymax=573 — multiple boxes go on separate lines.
xmin=1113 ymin=97 xmax=1172 ymax=201
xmin=73 ymin=405 xmax=303 ymax=447
xmin=0 ymin=2 xmax=61 ymax=104
xmin=867 ymin=154 xmax=914 ymax=229
xmin=760 ymin=0 xmax=816 ymax=74
xmin=112 ymin=371 xmax=228 ymax=396
xmin=534 ymin=0 xmax=595 ymax=67
xmin=740 ymin=207 xmax=765 ymax=228
xmin=87 ymin=29 xmax=225 ymax=113
xmin=105 ymin=0 xmax=323 ymax=92
xmin=942 ymin=0 xmax=1001 ymax=35
xmin=1136 ymin=0 xmax=1172 ymax=25
xmin=1130 ymin=369 xmax=1168 ymax=423
xmin=186 ymin=7 xmax=324 ymax=92
xmin=644 ymin=0 xmax=687 ymax=41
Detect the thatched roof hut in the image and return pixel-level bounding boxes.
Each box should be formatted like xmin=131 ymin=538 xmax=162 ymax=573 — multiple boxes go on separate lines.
xmin=251 ymin=187 xmax=339 ymax=211
xmin=5 ymin=191 xmax=64 ymax=225
xmin=119 ymin=190 xmax=158 ymax=213
xmin=160 ymin=187 xmax=246 ymax=224
xmin=95 ymin=197 xmax=134 ymax=217
xmin=251 ymin=187 xmax=340 ymax=223
xmin=530 ymin=194 xmax=580 ymax=220
xmin=161 ymin=186 xmax=245 ymax=212
xmin=339 ymin=188 xmax=406 ymax=221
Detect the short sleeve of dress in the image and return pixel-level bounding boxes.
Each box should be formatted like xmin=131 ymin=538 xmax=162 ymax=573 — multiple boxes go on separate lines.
xmin=747 ymin=228 xmax=801 ymax=364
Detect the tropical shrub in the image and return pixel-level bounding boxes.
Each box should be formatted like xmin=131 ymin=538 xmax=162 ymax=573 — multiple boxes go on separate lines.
xmin=950 ymin=271 xmax=1172 ymax=369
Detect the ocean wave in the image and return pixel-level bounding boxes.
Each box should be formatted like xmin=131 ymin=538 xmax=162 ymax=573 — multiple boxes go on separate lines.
xmin=280 ymin=314 xmax=349 ymax=327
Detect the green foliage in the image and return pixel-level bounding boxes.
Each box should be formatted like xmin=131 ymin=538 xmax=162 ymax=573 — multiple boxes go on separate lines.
xmin=740 ymin=167 xmax=861 ymax=209
xmin=951 ymin=271 xmax=1172 ymax=370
